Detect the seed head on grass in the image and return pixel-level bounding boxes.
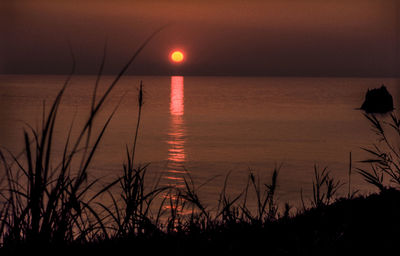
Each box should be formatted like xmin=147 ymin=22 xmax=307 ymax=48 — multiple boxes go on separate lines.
xmin=0 ymin=28 xmax=166 ymax=247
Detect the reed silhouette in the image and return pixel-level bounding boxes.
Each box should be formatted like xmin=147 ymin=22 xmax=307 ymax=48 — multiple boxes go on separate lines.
xmin=1 ymin=44 xmax=400 ymax=255
xmin=358 ymin=113 xmax=400 ymax=190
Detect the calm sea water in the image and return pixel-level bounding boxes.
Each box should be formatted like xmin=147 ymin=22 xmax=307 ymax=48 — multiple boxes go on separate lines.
xmin=1 ymin=75 xmax=399 ymax=208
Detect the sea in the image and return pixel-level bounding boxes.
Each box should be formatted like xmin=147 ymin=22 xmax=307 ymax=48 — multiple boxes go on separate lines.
xmin=1 ymin=75 xmax=399 ymax=210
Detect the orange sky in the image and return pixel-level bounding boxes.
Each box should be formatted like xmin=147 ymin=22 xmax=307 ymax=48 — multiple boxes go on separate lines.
xmin=1 ymin=0 xmax=399 ymax=76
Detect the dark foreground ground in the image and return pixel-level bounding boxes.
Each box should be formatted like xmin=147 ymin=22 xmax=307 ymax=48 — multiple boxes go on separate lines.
xmin=2 ymin=188 xmax=400 ymax=256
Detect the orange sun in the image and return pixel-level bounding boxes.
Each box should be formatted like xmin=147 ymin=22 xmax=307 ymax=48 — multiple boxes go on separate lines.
xmin=170 ymin=50 xmax=184 ymax=63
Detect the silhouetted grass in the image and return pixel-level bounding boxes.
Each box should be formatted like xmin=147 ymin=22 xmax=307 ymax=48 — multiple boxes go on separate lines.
xmin=1 ymin=44 xmax=400 ymax=254
xmin=1 ymin=81 xmax=399 ymax=255
xmin=0 ymin=29 xmax=165 ymax=248
xmin=358 ymin=113 xmax=400 ymax=191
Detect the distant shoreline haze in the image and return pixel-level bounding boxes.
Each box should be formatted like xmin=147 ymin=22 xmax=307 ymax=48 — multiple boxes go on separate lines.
xmin=1 ymin=73 xmax=400 ymax=78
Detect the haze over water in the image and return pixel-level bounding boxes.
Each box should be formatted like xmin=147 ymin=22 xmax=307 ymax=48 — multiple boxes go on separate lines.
xmin=0 ymin=75 xmax=399 ymax=207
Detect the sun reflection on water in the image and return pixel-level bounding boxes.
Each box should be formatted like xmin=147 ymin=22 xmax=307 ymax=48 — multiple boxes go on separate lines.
xmin=166 ymin=76 xmax=186 ymax=187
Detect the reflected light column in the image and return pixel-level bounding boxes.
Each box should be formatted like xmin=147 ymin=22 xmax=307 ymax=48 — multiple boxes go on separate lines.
xmin=166 ymin=76 xmax=186 ymax=186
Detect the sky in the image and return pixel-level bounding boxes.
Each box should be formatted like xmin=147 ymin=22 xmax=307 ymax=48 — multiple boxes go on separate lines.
xmin=1 ymin=0 xmax=399 ymax=76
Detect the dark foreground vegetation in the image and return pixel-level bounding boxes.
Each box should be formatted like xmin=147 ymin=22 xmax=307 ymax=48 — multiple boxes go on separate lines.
xmin=1 ymin=37 xmax=399 ymax=255
xmin=3 ymin=187 xmax=398 ymax=256
xmin=50 ymin=188 xmax=400 ymax=255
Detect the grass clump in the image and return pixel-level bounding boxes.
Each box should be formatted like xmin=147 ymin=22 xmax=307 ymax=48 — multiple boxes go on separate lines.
xmin=0 ymin=29 xmax=163 ymax=249
xmin=1 ymin=77 xmax=399 ymax=254
xmin=0 ymin=37 xmax=399 ymax=253
xmin=358 ymin=113 xmax=400 ymax=191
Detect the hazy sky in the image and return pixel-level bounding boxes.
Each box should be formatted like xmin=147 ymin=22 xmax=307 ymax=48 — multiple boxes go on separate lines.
xmin=1 ymin=0 xmax=399 ymax=76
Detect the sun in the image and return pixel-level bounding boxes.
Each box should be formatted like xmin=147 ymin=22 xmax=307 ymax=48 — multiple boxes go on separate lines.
xmin=170 ymin=50 xmax=184 ymax=63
